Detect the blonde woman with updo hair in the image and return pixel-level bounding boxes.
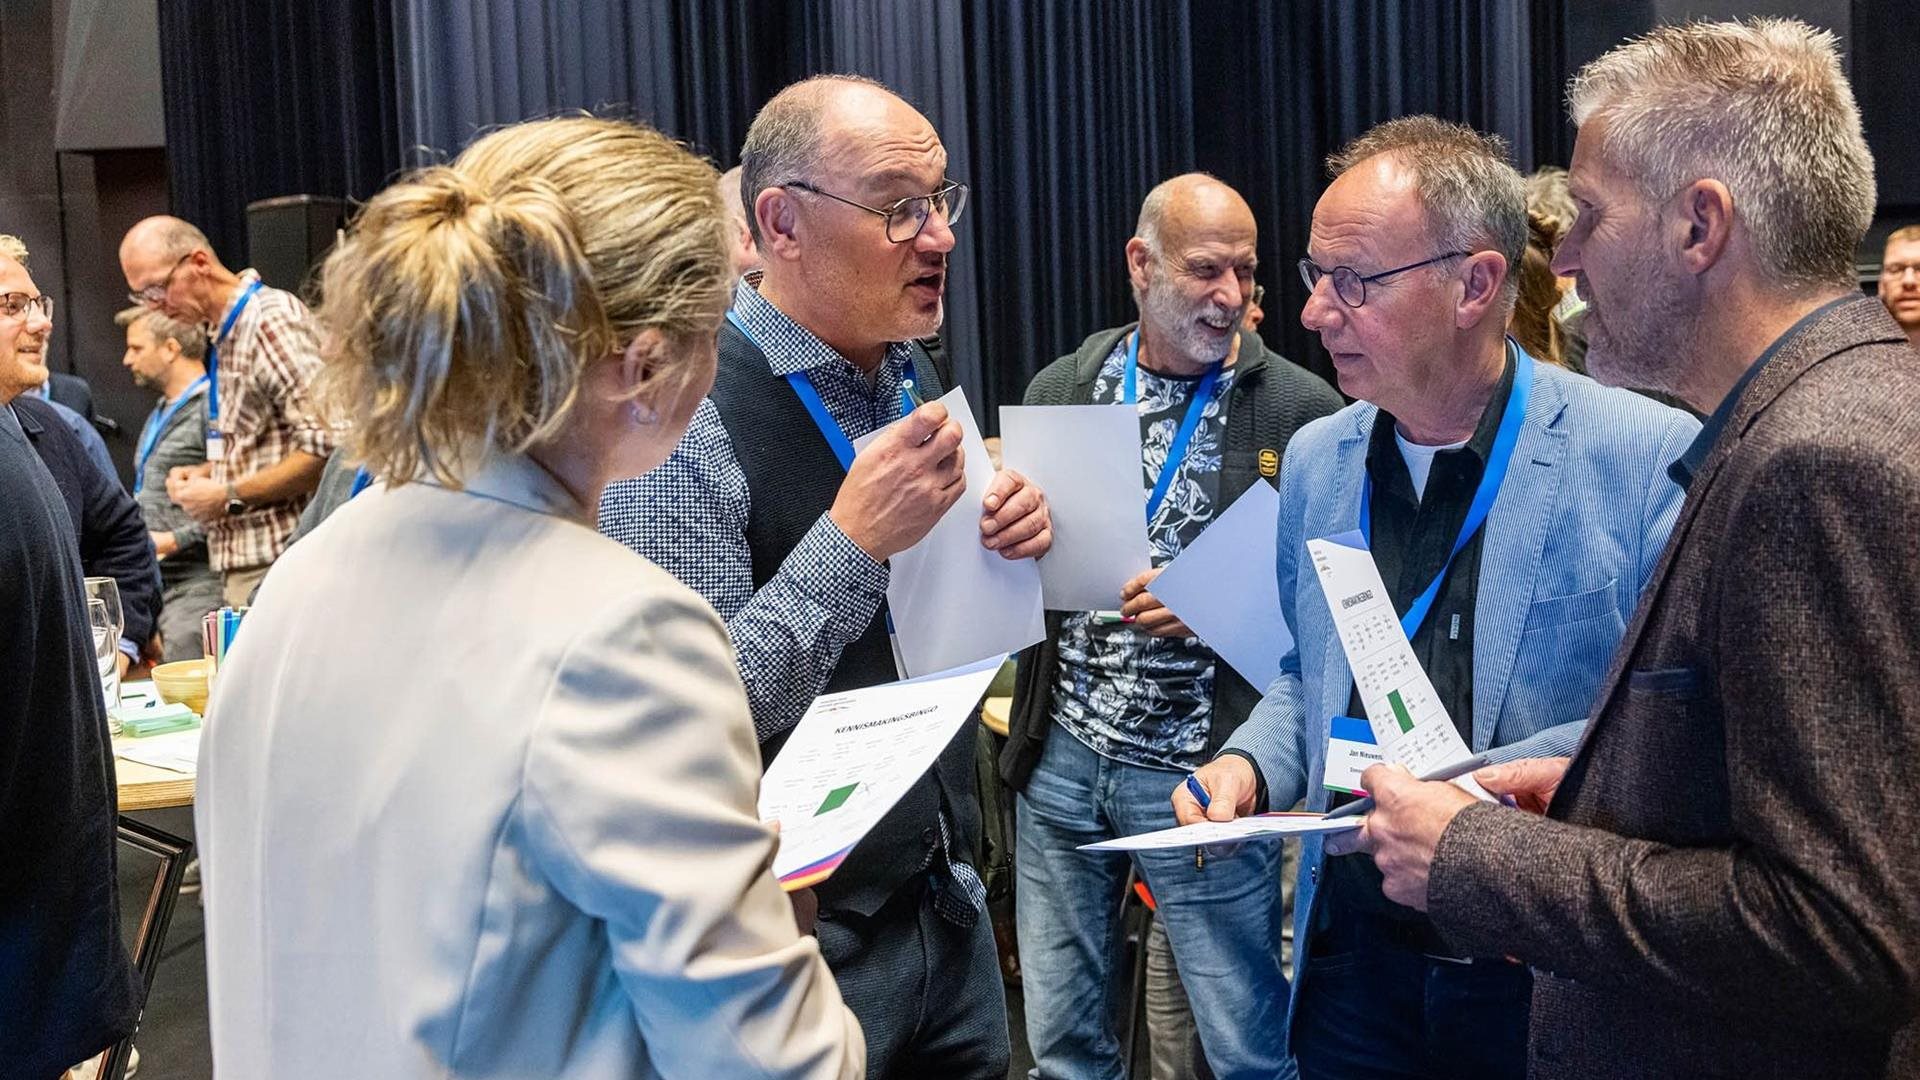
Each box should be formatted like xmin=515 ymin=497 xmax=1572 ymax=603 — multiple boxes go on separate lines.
xmin=193 ymin=116 xmax=864 ymax=1079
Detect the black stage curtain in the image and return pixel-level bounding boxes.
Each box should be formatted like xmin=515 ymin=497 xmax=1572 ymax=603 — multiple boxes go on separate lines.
xmin=157 ymin=0 xmax=403 ymax=269
xmin=159 ymin=0 xmax=1566 ymax=420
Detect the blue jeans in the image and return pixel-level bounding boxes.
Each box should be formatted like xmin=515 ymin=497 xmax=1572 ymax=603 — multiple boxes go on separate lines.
xmin=1016 ymin=730 xmax=1295 ymax=1080
xmin=1293 ymin=929 xmax=1531 ymax=1080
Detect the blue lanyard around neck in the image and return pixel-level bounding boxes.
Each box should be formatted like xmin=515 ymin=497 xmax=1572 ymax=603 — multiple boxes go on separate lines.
xmin=727 ymin=308 xmax=901 ymax=631
xmin=1359 ymin=343 xmax=1533 ymax=641
xmin=726 ymin=308 xmax=907 ymax=472
xmin=133 ymin=375 xmax=209 ymax=493
xmin=206 ymin=278 xmax=265 ymax=422
xmin=1125 ymin=331 xmax=1223 ymax=522
xmin=349 ymin=467 xmax=375 ymax=498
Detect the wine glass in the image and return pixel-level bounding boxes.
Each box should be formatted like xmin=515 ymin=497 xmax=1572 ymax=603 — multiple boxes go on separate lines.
xmin=90 ymin=597 xmax=122 ymax=729
xmin=85 ymin=577 xmax=124 ymax=652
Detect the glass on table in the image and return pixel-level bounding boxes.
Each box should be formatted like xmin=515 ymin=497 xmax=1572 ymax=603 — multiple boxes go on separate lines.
xmin=85 ymin=576 xmax=125 ymax=649
xmin=90 ymin=597 xmax=122 ymax=730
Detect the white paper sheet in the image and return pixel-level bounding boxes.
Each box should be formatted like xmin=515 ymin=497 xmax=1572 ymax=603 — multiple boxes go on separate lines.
xmin=1079 ymin=812 xmax=1359 ymax=852
xmin=760 ymin=656 xmax=1005 ymax=887
xmin=115 ymin=727 xmax=202 ymax=774
xmin=1304 ymin=531 xmax=1490 ymax=798
xmin=998 ymin=404 xmax=1152 ymax=611
xmin=855 ymin=388 xmax=1046 ymax=678
xmin=1149 ymin=481 xmax=1292 ymax=689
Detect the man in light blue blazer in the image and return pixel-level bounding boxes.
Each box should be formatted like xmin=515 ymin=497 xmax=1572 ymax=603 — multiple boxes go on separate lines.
xmin=1173 ymin=117 xmax=1699 ymax=1080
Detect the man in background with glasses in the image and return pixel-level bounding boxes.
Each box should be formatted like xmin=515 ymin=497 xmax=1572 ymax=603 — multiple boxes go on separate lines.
xmin=1002 ymin=173 xmax=1341 ymax=1080
xmin=1173 ymin=117 xmax=1696 ymax=1079
xmin=118 ymin=216 xmax=336 ymax=606
xmin=601 ymin=75 xmax=1051 ymax=1079
xmin=1876 ymin=224 xmax=1920 ymax=348
xmin=0 ymin=247 xmax=161 ymax=679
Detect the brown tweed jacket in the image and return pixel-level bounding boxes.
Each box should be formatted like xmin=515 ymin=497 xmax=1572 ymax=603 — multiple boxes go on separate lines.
xmin=1426 ymin=296 xmax=1920 ymax=1079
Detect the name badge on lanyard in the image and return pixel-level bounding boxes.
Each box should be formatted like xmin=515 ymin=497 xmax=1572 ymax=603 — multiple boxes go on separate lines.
xmin=1325 ymin=715 xmax=1385 ymax=794
xmin=726 ymin=309 xmax=913 ymax=678
xmin=206 ymin=278 xmax=265 ymax=463
xmin=1324 ymin=343 xmax=1533 ymax=793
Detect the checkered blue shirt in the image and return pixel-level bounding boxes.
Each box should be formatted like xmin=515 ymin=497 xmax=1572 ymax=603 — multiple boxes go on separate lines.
xmin=599 ymin=277 xmax=918 ymax=743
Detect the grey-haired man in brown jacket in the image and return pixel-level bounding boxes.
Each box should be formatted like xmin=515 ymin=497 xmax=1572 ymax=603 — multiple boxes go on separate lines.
xmin=1334 ymin=19 xmax=1920 ymax=1080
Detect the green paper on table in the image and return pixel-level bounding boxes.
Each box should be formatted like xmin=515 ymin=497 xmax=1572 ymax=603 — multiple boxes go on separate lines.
xmin=115 ymin=701 xmax=201 ymax=737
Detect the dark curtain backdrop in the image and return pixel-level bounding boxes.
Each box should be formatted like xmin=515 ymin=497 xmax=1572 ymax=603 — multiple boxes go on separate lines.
xmin=158 ymin=0 xmax=1570 ymax=423
xmin=157 ymin=0 xmax=402 ymax=268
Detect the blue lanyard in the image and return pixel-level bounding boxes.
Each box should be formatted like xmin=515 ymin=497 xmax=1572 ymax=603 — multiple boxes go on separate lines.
xmin=1124 ymin=331 xmax=1223 ymax=522
xmin=349 ymin=467 xmax=374 ymax=498
xmin=132 ymin=375 xmax=209 ymax=493
xmin=726 ymin=309 xmax=896 ymax=471
xmin=727 ymin=308 xmax=900 ymax=631
xmin=1359 ymin=344 xmax=1533 ymax=641
xmin=206 ymin=278 xmax=264 ymax=422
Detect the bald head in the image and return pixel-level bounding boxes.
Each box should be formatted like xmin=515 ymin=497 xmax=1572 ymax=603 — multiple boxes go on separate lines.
xmin=1136 ymin=173 xmax=1257 ymax=256
xmin=739 ymin=75 xmax=934 ymax=248
xmin=120 ymin=215 xmax=214 ymax=265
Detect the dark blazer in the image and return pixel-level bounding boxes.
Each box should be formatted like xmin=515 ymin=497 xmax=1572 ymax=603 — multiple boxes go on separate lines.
xmin=1427 ymin=297 xmax=1920 ymax=1079
xmin=47 ymin=370 xmax=96 ymax=424
xmin=15 ymin=395 xmax=163 ymax=651
xmin=0 ymin=404 xmax=140 ymax=1077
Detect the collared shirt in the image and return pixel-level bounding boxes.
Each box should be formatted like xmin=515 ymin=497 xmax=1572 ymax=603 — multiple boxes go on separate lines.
xmin=1049 ymin=338 xmax=1237 ymax=772
xmin=206 ymin=270 xmax=338 ymax=572
xmin=1669 ymin=294 xmax=1856 ymax=490
xmin=1324 ymin=354 xmax=1514 ymax=929
xmin=599 ymin=276 xmax=914 ymax=743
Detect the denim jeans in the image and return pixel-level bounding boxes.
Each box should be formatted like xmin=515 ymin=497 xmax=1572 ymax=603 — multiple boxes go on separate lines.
xmin=1293 ymin=929 xmax=1531 ymax=1080
xmin=1015 ymin=730 xmax=1295 ymax=1080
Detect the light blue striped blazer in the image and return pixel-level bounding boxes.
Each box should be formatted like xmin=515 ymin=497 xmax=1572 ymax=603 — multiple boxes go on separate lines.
xmin=1225 ymin=356 xmax=1699 ymax=1000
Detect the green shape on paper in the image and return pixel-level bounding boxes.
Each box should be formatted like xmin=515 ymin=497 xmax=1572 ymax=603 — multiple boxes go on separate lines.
xmin=1388 ymin=690 xmax=1414 ymax=734
xmin=815 ymin=782 xmax=859 ymax=816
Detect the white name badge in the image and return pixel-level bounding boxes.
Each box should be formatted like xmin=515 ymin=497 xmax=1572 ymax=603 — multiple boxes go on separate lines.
xmin=1325 ymin=714 xmax=1386 ymax=795
xmin=206 ymin=427 xmax=226 ymax=462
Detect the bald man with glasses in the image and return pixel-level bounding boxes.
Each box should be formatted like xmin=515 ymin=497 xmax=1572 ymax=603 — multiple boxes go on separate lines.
xmin=1172 ymin=117 xmax=1697 ymax=1080
xmin=599 ymin=75 xmax=1050 ymax=1079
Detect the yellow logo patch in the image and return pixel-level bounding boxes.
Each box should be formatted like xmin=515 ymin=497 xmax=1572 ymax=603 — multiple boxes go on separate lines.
xmin=1258 ymin=448 xmax=1280 ymax=477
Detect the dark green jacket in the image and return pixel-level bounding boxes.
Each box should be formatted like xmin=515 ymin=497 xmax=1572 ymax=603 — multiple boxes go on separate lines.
xmin=1000 ymin=323 xmax=1343 ymax=789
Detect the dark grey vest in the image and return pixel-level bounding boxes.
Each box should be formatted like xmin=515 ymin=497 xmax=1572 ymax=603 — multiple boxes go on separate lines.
xmin=708 ymin=319 xmax=981 ymax=918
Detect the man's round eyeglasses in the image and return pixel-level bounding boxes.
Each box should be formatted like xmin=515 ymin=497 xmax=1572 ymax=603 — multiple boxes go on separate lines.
xmin=1297 ymin=250 xmax=1471 ymax=308
xmin=128 ymin=251 xmax=196 ymax=307
xmin=783 ymin=179 xmax=969 ymax=244
xmin=0 ymin=292 xmax=54 ymax=322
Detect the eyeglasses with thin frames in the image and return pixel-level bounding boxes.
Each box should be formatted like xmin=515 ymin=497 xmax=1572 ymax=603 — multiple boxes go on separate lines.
xmin=1297 ymin=250 xmax=1471 ymax=308
xmin=0 ymin=292 xmax=54 ymax=322
xmin=782 ymin=179 xmax=969 ymax=244
xmin=128 ymin=251 xmax=196 ymax=307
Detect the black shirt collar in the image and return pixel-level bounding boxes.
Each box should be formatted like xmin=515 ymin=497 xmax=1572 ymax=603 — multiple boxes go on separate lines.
xmin=1368 ymin=343 xmax=1517 ymax=497
xmin=1667 ymin=294 xmax=1853 ymax=490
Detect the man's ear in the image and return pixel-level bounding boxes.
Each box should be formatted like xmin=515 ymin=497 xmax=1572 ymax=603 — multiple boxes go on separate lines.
xmin=1676 ymin=179 xmax=1734 ymax=276
xmin=754 ymin=188 xmax=802 ymax=261
xmin=1125 ymin=237 xmax=1154 ymax=298
xmin=1454 ymin=251 xmax=1508 ymax=330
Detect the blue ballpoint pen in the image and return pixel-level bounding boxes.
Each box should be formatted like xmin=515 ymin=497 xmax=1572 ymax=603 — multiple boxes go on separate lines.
xmin=1183 ymin=774 xmax=1212 ymax=810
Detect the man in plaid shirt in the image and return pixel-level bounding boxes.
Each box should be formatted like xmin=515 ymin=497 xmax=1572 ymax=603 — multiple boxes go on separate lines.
xmin=119 ymin=217 xmax=337 ymax=604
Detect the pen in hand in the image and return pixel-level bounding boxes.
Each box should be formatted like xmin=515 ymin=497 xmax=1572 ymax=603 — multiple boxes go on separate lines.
xmin=1184 ymin=774 xmax=1212 ymax=810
